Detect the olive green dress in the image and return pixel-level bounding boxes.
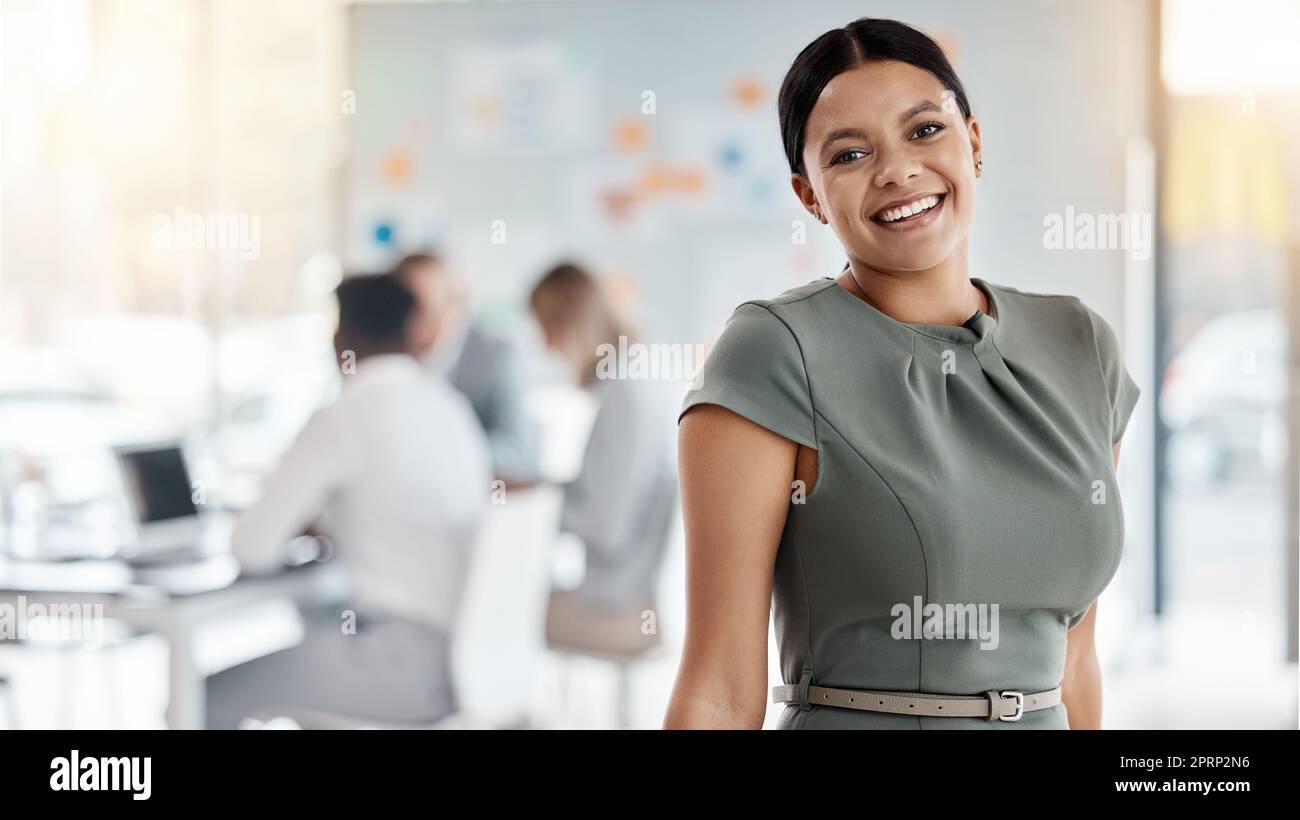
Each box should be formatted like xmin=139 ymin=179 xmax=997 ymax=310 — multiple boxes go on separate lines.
xmin=679 ymin=273 xmax=1140 ymax=729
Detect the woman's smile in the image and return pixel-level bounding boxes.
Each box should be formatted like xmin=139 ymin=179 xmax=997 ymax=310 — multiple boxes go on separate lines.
xmin=868 ymin=191 xmax=947 ymax=232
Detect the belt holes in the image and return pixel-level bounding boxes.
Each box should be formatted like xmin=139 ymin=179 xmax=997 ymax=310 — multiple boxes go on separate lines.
xmin=849 ymin=698 xmax=855 ymax=703
xmin=937 ymin=706 xmax=942 ymax=710
xmin=878 ymin=701 xmax=884 ymax=705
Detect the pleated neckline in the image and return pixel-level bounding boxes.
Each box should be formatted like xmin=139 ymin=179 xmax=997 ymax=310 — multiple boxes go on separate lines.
xmin=825 ymin=271 xmax=1000 ymax=346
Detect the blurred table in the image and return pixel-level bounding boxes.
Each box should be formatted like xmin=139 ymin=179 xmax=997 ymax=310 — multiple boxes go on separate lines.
xmin=0 ymin=557 xmax=350 ymax=728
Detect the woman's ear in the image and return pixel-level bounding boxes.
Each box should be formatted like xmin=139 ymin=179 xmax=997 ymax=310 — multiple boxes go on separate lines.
xmin=790 ymin=173 xmax=822 ymax=221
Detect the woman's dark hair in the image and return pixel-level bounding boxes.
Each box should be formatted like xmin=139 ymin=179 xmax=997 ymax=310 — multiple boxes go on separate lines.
xmin=777 ymin=17 xmax=972 ymax=176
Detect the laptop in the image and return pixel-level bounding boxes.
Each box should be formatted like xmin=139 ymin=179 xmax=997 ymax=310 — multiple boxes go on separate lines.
xmin=114 ymin=441 xmax=210 ymax=559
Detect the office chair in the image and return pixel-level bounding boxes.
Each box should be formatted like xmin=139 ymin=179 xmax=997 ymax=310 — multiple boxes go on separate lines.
xmin=239 ymin=486 xmax=559 ymax=730
xmin=545 ymin=472 xmax=679 ymax=729
xmin=547 ymin=639 xmax=669 ymax=729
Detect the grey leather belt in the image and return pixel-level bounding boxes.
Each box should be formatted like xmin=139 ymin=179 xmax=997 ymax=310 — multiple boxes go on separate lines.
xmin=772 ymin=671 xmax=1061 ymax=722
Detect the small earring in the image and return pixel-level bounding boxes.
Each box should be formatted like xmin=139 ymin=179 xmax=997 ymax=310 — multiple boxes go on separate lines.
xmin=975 ymin=159 xmax=983 ymax=174
xmin=813 ymin=209 xmax=824 ymax=223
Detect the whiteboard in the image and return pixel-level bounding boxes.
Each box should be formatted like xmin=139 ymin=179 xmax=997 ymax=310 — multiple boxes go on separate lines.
xmin=346 ymin=0 xmax=1147 ymax=343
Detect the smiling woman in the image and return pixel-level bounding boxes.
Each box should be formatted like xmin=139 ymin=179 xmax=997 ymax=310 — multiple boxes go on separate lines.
xmin=788 ymin=54 xmax=981 ymax=295
xmin=664 ymin=17 xmax=1140 ymax=730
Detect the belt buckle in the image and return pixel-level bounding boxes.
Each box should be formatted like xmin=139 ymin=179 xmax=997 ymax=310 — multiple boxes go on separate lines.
xmin=998 ymin=690 xmax=1024 ymax=722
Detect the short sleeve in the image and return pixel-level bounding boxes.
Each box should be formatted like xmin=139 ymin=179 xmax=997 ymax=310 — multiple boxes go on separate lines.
xmin=1066 ymin=601 xmax=1093 ymax=632
xmin=1085 ymin=304 xmax=1141 ymax=447
xmin=679 ymin=303 xmax=816 ymax=449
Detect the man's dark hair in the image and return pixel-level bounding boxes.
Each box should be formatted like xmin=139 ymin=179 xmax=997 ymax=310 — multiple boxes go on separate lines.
xmin=334 ymin=273 xmax=416 ymax=352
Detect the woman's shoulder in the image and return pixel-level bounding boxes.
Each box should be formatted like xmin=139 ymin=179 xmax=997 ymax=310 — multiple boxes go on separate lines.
xmin=732 ymin=277 xmax=841 ymax=318
xmin=983 ymin=278 xmax=1085 ymax=312
xmin=981 ymin=278 xmax=1095 ymax=339
xmin=983 ymin=279 xmax=1130 ymax=383
xmin=713 ymin=277 xmax=842 ymax=344
xmin=679 ymin=280 xmax=831 ymax=448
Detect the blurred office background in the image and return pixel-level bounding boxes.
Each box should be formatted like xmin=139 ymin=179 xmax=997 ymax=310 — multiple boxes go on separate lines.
xmin=1 ymin=0 xmax=1297 ymax=729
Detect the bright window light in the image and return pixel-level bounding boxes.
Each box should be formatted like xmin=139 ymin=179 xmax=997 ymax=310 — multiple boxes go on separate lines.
xmin=1163 ymin=0 xmax=1300 ymax=95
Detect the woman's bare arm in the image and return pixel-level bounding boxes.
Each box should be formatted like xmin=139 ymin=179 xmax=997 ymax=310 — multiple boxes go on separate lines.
xmin=663 ymin=404 xmax=800 ymax=729
xmin=1061 ymin=599 xmax=1102 ymax=728
xmin=1060 ymin=439 xmax=1124 ymax=729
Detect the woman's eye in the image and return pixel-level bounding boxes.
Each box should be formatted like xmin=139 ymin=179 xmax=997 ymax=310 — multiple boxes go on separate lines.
xmin=914 ymin=121 xmax=945 ymax=139
xmin=831 ymin=149 xmax=868 ymax=165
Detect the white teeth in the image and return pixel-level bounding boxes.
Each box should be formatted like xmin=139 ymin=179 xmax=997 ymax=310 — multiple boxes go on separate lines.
xmin=878 ymin=194 xmax=941 ymax=223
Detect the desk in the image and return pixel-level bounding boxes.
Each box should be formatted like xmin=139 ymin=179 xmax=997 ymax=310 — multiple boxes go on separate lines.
xmin=0 ymin=560 xmax=350 ymax=729
xmin=1 ymin=484 xmax=564 ymax=729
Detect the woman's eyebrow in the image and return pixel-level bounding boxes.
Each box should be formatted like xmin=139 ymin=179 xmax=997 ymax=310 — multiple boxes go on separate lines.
xmin=820 ymin=126 xmax=869 ymax=150
xmin=897 ymin=100 xmax=943 ymax=123
xmin=818 ymin=100 xmax=946 ymax=153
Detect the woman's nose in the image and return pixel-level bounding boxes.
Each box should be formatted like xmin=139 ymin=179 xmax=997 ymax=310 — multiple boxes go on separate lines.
xmin=871 ymin=144 xmax=923 ymax=189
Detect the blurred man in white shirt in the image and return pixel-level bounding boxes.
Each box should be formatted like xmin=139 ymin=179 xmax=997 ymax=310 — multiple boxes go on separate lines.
xmin=395 ymin=252 xmax=542 ymax=485
xmin=206 ymin=273 xmax=492 ymax=729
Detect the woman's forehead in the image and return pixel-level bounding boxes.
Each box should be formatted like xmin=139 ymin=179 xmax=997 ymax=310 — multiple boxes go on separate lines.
xmin=807 ymin=61 xmax=946 ymax=132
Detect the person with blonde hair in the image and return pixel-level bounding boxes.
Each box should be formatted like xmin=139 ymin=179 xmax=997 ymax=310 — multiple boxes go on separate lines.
xmin=528 ymin=262 xmax=678 ymax=656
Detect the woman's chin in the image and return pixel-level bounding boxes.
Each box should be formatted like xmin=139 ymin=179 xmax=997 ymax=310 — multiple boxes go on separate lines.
xmin=856 ymin=244 xmax=954 ymax=273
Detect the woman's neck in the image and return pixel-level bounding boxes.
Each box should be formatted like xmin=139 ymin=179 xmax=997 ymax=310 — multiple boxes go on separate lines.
xmin=839 ymin=252 xmax=986 ymax=326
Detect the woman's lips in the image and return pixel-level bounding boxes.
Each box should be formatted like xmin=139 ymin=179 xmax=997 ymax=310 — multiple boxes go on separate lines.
xmin=870 ymin=193 xmax=946 ymax=231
